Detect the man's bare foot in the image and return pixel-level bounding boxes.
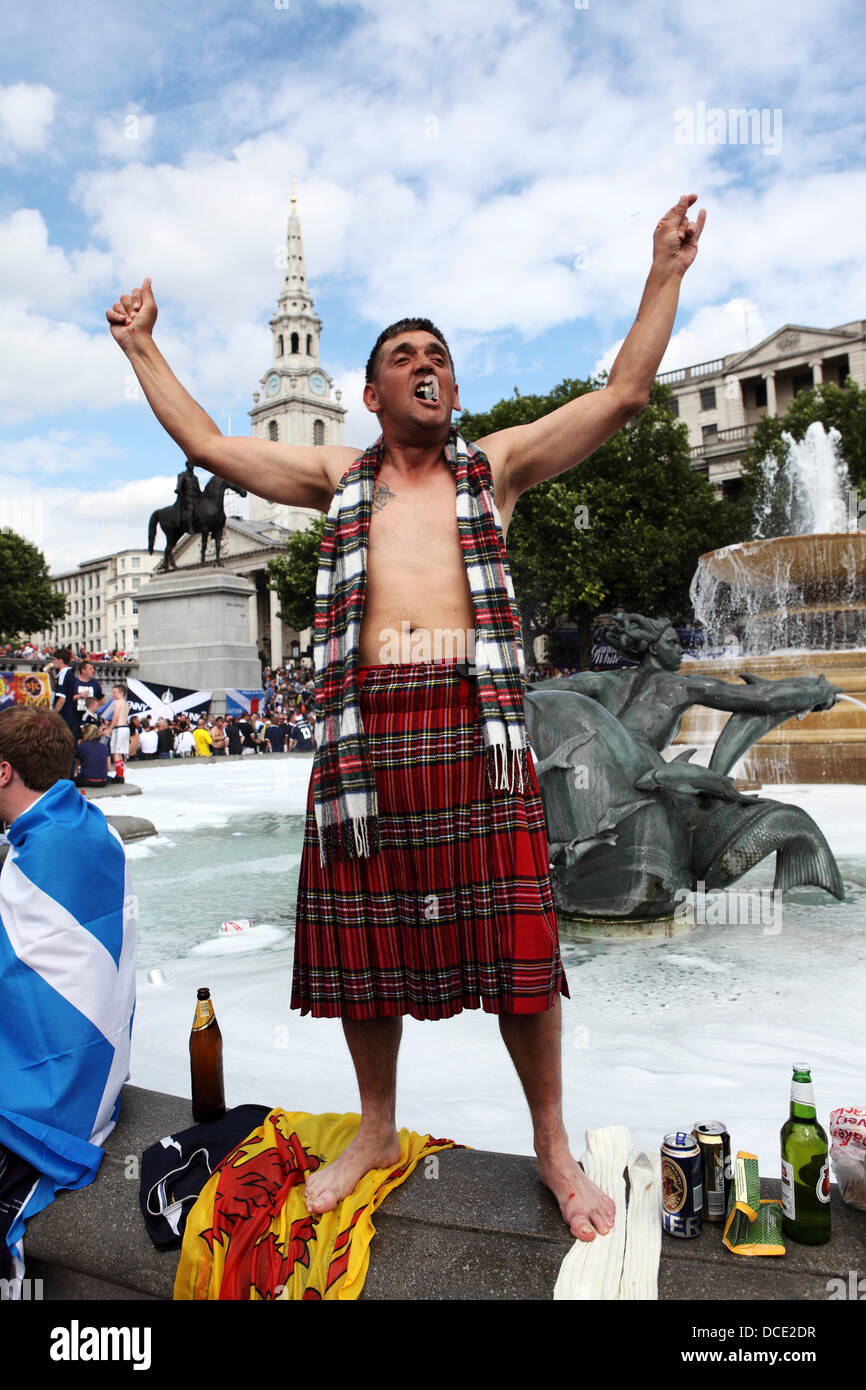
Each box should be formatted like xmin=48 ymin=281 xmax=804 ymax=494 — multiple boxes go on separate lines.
xmin=536 ymin=1135 xmax=616 ymax=1242
xmin=304 ymin=1123 xmax=403 ymax=1215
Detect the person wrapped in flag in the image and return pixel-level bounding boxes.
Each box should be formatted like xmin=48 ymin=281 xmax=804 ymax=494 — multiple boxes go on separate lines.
xmin=0 ymin=706 xmax=136 ymax=1288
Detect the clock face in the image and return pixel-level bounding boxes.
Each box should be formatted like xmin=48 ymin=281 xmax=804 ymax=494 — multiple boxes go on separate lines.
xmin=309 ymin=372 xmax=326 ymax=396
xmin=266 ymin=374 xmax=280 ymax=396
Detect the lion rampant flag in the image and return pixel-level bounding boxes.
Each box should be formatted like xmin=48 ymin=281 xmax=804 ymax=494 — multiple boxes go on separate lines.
xmin=174 ymin=1110 xmax=457 ymax=1300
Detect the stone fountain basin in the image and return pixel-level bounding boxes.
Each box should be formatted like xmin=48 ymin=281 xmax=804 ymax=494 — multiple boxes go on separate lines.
xmin=699 ymin=533 xmax=866 ymax=596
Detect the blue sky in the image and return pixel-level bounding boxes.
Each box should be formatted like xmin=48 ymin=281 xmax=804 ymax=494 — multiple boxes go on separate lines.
xmin=1 ymin=0 xmax=864 ymax=570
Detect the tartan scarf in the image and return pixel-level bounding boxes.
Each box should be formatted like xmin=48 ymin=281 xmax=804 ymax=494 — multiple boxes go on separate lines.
xmin=311 ymin=426 xmax=529 ymax=864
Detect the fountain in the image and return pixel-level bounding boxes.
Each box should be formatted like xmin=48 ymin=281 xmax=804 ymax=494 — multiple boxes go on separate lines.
xmin=682 ymin=423 xmax=866 ymax=782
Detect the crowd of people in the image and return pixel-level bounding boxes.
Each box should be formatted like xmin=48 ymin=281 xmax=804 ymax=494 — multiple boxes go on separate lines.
xmin=1 ymin=641 xmax=131 ymax=666
xmin=124 ymin=706 xmax=316 ymax=767
xmin=15 ymin=649 xmax=587 ymax=795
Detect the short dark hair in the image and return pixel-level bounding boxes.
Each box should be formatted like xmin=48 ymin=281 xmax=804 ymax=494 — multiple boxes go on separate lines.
xmin=365 ymin=318 xmax=454 ymax=383
xmin=0 ymin=706 xmax=75 ymax=790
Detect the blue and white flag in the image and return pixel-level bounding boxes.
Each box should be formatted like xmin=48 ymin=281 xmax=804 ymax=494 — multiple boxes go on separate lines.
xmin=0 ymin=779 xmax=136 ymax=1278
xmin=225 ymin=688 xmax=265 ymax=716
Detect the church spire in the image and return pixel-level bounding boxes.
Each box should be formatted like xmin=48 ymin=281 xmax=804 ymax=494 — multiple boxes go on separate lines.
xmin=280 ymin=179 xmax=311 ymax=310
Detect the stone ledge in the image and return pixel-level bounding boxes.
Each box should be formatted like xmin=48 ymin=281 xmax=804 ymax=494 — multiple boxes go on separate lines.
xmin=22 ymin=1084 xmax=863 ymax=1301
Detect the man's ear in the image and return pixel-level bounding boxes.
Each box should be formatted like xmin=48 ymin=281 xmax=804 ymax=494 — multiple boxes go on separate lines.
xmin=362 ymin=380 xmax=381 ymax=415
xmin=452 ymin=381 xmax=461 ymax=413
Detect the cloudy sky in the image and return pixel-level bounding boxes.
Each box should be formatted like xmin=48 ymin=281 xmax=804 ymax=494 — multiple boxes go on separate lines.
xmin=1 ymin=0 xmax=864 ymax=571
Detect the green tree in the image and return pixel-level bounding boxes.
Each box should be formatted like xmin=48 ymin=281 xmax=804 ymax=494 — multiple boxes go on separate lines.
xmin=0 ymin=528 xmax=66 ymax=644
xmin=739 ymin=378 xmax=866 ymax=537
xmin=459 ymin=379 xmax=746 ymax=667
xmin=266 ymin=515 xmax=325 ymax=633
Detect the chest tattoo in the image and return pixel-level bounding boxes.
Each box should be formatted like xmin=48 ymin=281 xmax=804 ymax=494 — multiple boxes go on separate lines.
xmin=372 ymin=481 xmax=396 ymax=512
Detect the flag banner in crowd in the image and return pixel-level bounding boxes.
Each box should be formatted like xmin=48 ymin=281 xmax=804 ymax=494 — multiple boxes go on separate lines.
xmin=225 ymin=688 xmax=266 ymax=716
xmin=0 ymin=781 xmax=137 ymax=1278
xmin=0 ymin=672 xmax=52 ymax=712
xmin=126 ymin=678 xmax=211 ymax=720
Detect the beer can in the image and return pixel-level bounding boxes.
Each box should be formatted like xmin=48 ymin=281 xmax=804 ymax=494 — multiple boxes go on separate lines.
xmin=693 ymin=1121 xmax=731 ymax=1223
xmin=661 ymin=1131 xmax=703 ymax=1237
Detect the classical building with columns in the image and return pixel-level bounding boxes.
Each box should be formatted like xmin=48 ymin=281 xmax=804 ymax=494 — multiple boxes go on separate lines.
xmin=657 ymin=319 xmax=866 ymax=500
xmin=169 ymin=192 xmax=346 ymax=669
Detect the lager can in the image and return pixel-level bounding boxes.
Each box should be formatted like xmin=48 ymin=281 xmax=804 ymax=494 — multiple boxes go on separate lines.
xmin=661 ymin=1131 xmax=703 ymax=1238
xmin=693 ymin=1122 xmax=731 ymax=1222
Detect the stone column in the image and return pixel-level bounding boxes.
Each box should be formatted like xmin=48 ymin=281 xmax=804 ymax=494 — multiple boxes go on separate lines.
xmin=269 ymin=587 xmax=283 ymax=669
xmin=810 ymin=358 xmax=824 ymax=387
xmin=762 ymin=370 xmax=777 ymax=415
xmin=247 ymin=578 xmax=258 ymax=645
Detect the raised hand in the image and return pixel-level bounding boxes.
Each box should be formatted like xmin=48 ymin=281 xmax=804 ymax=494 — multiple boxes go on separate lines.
xmin=652 ymin=195 xmax=706 ymax=277
xmin=106 ymin=276 xmax=157 ymax=348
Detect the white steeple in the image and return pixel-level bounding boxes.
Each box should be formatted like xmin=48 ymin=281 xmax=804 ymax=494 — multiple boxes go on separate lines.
xmin=248 ymin=182 xmax=346 ymax=529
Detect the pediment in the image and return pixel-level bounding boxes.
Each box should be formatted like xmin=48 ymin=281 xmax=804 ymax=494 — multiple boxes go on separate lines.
xmin=728 ymin=322 xmax=859 ymax=372
xmin=170 ymin=519 xmax=283 ymax=568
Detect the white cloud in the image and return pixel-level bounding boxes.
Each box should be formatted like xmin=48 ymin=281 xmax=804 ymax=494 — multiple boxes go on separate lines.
xmin=0 ymin=473 xmax=178 ymax=573
xmin=0 ymin=429 xmax=125 ymax=476
xmin=0 ymin=83 xmax=56 ymax=160
xmin=0 ymin=209 xmax=113 ymax=314
xmin=330 ymin=366 xmax=379 ymax=452
xmin=0 ymin=302 xmax=126 ymax=424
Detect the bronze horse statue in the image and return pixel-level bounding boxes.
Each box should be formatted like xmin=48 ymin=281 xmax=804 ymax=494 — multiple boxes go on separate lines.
xmin=148 ymin=476 xmax=247 ymax=571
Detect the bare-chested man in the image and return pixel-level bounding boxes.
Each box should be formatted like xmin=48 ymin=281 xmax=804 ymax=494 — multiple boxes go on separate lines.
xmin=107 ymin=194 xmax=705 ymax=1241
xmin=108 ymin=683 xmax=130 ymax=780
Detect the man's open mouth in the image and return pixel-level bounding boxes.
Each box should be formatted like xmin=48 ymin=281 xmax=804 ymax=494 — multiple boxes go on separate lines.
xmin=414 ymin=374 xmax=440 ymax=403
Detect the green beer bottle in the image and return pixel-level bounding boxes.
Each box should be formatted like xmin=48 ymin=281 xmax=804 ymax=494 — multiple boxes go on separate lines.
xmin=780 ymin=1065 xmax=831 ymax=1245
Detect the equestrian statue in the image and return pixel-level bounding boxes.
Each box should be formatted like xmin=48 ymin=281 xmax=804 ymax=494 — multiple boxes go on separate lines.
xmin=147 ymin=460 xmax=247 ymax=571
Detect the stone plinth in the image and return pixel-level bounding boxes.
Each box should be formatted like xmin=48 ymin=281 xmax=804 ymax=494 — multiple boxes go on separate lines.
xmin=135 ymin=570 xmax=262 ymax=703
xmin=558 ymin=909 xmax=695 ymax=941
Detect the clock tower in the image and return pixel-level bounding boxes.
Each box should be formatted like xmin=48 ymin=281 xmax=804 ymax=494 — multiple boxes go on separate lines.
xmin=248 ymin=187 xmax=347 ymax=528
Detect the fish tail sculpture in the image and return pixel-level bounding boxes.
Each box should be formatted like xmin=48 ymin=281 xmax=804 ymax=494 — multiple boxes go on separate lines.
xmin=691 ymin=797 xmax=844 ymax=900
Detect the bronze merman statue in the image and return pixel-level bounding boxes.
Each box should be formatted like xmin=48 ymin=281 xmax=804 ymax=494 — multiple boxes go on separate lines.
xmin=525 ymin=612 xmax=843 ymax=923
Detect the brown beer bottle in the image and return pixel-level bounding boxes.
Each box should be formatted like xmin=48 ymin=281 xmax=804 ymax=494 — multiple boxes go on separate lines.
xmin=189 ymin=987 xmax=226 ymax=1123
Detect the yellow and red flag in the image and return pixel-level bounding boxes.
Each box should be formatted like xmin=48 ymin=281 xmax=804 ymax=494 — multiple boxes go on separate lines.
xmin=174 ymin=1109 xmax=457 ymax=1301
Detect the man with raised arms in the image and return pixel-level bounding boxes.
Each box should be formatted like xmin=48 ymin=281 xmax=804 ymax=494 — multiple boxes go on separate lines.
xmin=107 ymin=195 xmax=705 ymax=1242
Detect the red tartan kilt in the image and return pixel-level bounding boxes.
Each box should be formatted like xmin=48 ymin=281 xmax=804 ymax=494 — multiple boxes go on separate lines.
xmin=290 ymin=660 xmax=569 ymax=1021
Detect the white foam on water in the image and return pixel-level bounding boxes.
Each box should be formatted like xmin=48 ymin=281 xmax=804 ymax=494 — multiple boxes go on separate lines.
xmin=190 ymin=924 xmax=286 ymax=956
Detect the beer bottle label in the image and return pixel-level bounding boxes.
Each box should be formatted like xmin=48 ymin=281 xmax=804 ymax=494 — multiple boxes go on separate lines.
xmin=780 ymin=1158 xmax=795 ymax=1218
xmin=192 ymin=1001 xmax=214 ymax=1030
xmin=790 ymin=1080 xmax=815 ymax=1105
xmin=817 ymin=1159 xmax=831 ymax=1204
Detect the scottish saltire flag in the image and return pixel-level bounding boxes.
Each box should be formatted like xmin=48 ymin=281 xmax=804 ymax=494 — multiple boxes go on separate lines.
xmin=0 ymin=779 xmax=136 ymax=1280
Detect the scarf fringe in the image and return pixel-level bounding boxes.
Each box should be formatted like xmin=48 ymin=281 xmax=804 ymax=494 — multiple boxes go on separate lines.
xmin=317 ymin=813 xmax=381 ymax=867
xmin=486 ymin=742 xmax=528 ymax=796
